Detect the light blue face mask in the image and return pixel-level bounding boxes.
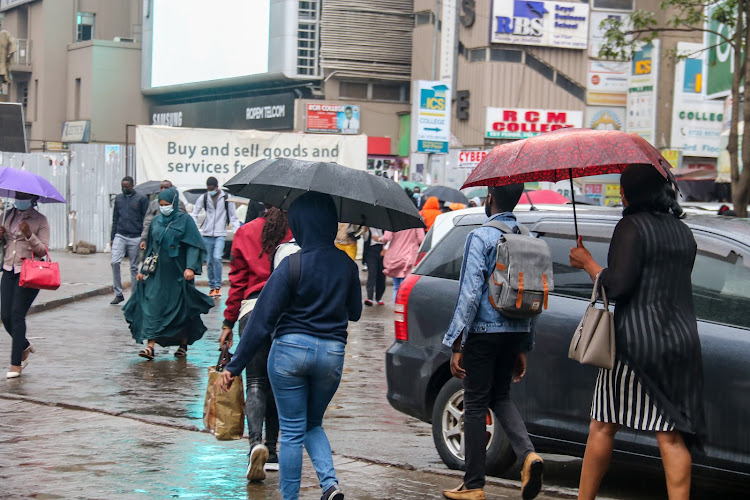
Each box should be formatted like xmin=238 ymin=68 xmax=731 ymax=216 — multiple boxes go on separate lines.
xmin=208 ymin=189 xmax=218 ymax=196
xmin=14 ymin=200 xmax=32 ymax=211
xmin=159 ymin=205 xmax=174 ymax=216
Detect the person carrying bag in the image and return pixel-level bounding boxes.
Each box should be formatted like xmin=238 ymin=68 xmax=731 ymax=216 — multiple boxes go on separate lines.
xmin=204 ymin=343 xmax=245 ymax=440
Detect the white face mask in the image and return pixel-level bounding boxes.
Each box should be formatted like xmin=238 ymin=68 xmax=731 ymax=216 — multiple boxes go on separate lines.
xmin=159 ymin=205 xmax=174 ymax=216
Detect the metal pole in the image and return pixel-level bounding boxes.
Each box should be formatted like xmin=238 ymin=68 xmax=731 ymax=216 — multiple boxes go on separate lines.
xmin=431 ymin=0 xmax=441 ymax=80
xmin=569 ymin=169 xmax=579 ymax=241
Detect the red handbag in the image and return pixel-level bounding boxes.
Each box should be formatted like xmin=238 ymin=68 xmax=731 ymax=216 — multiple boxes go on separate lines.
xmin=19 ymin=251 xmax=61 ymax=290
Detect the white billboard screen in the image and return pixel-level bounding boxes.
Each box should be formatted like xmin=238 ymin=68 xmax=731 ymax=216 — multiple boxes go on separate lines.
xmin=151 ymin=0 xmax=270 ymax=88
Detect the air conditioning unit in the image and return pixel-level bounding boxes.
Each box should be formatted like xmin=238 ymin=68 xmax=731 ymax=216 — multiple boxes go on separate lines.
xmin=113 ymin=37 xmax=136 ymax=43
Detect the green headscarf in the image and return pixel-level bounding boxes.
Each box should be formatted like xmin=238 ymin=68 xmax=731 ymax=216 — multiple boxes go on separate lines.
xmin=151 ymin=187 xmax=204 ymax=258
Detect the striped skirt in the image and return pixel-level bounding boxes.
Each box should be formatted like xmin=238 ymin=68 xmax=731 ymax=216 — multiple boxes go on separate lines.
xmin=591 ymin=360 xmax=674 ymax=432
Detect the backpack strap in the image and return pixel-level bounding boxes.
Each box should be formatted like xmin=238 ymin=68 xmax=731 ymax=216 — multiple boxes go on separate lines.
xmin=224 ymin=198 xmax=230 ymax=226
xmin=483 ymin=220 xmax=530 ymax=236
xmin=288 ymin=250 xmax=301 ymax=297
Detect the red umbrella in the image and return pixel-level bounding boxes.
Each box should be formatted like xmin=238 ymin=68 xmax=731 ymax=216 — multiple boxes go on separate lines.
xmin=518 ymin=189 xmax=570 ymax=205
xmin=461 ymin=128 xmax=675 ymax=238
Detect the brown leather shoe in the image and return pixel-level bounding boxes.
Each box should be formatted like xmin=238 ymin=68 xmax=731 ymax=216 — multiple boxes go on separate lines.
xmin=443 ymin=483 xmax=486 ymax=500
xmin=521 ymin=452 xmax=544 ymax=500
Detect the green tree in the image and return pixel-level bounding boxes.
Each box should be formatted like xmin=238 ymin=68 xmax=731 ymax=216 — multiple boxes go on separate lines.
xmin=599 ymin=1 xmax=750 ymax=217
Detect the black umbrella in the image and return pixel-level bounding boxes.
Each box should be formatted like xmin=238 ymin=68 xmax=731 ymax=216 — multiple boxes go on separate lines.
xmin=423 ymin=185 xmax=469 ymax=204
xmin=134 ymin=180 xmax=163 ymax=196
xmin=225 ymin=158 xmax=424 ymax=231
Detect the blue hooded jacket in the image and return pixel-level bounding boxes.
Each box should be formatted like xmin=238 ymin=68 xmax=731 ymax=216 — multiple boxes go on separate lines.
xmin=226 ymin=192 xmax=362 ymax=376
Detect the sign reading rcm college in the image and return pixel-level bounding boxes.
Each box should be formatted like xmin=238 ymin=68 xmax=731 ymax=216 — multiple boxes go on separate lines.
xmin=491 ymin=0 xmax=589 ymax=50
xmin=411 ymin=80 xmax=452 ymax=154
xmin=486 ymin=108 xmax=583 ymax=139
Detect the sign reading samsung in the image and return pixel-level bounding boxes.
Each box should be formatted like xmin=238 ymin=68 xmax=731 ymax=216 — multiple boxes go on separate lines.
xmin=491 ymin=0 xmax=589 ymax=50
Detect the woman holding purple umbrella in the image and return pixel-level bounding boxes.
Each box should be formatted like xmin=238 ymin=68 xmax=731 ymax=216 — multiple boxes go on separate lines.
xmin=0 ymin=191 xmax=50 ymax=379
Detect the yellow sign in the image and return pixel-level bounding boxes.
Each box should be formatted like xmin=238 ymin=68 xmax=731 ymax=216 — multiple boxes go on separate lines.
xmin=661 ymin=149 xmax=680 ymax=168
xmin=45 ymin=141 xmax=69 ymax=151
xmin=605 ymin=184 xmax=620 ymax=197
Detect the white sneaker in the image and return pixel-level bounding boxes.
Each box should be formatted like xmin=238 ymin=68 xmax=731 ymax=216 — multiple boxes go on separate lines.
xmin=246 ymin=443 xmax=268 ymax=481
xmin=21 ymin=342 xmax=35 ymax=369
xmin=6 ymin=371 xmax=20 ymax=379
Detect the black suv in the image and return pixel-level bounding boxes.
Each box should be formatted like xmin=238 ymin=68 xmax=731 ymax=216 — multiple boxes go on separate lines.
xmin=386 ymin=208 xmax=750 ymax=478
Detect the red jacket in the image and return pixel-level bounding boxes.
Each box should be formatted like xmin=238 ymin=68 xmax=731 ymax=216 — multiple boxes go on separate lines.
xmin=223 ymin=218 xmax=292 ymax=327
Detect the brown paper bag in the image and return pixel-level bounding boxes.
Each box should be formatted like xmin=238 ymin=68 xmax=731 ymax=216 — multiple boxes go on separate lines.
xmin=203 ymin=346 xmax=245 ymax=440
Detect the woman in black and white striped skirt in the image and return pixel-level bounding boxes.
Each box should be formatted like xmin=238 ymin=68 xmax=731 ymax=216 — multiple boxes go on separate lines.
xmin=570 ymin=164 xmax=705 ymax=500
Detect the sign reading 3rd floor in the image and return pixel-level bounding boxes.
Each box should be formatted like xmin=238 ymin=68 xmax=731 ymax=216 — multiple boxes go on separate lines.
xmin=491 ymin=0 xmax=589 ymax=50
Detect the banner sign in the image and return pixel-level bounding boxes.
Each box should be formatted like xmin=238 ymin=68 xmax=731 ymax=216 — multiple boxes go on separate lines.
xmin=705 ymin=5 xmax=739 ymax=98
xmin=61 ymin=120 xmax=91 ymax=143
xmin=627 ymin=40 xmax=659 ymax=144
xmin=305 ymin=104 xmax=361 ymax=134
xmin=671 ymin=42 xmax=723 ymax=158
xmin=585 ymin=106 xmax=625 ymax=131
xmin=412 ymin=80 xmax=452 ymax=153
xmin=458 ymin=150 xmax=490 ymax=169
xmin=135 ymin=126 xmax=368 ymax=189
xmin=485 ymin=107 xmax=583 ymax=139
xmin=588 ymin=11 xmax=629 ymax=59
xmin=490 ymin=0 xmax=590 ymax=50
xmin=587 ymin=60 xmax=628 ymax=106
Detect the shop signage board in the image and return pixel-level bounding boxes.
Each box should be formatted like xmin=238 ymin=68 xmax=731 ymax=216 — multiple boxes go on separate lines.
xmin=588 ymin=11 xmax=629 ymax=59
xmin=457 ymin=150 xmax=490 ymax=169
xmin=61 ymin=120 xmax=91 ymax=143
xmin=671 ymin=42 xmax=723 ymax=158
xmin=490 ymin=0 xmax=590 ymax=50
xmin=661 ymin=149 xmax=682 ymax=169
xmin=305 ymin=104 xmax=361 ymax=134
xmin=584 ymin=106 xmax=625 ymax=131
xmin=411 ymin=80 xmax=452 ymax=154
xmin=705 ymin=4 xmax=739 ymax=98
xmin=587 ymin=60 xmax=628 ymax=106
xmin=485 ymin=107 xmax=583 ymax=139
xmin=626 ymin=40 xmax=659 ymax=144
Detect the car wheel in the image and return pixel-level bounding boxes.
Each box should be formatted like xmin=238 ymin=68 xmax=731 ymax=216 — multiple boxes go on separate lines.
xmin=431 ymin=377 xmax=516 ymax=475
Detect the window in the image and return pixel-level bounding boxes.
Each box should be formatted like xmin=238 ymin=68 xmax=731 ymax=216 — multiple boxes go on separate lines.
xmin=692 ymin=250 xmax=750 ymax=329
xmin=372 ymin=83 xmax=402 ymax=101
xmin=469 ymin=48 xmax=486 ymax=62
xmin=556 ymin=73 xmax=585 ymax=101
xmin=525 ymin=54 xmax=554 ymax=81
xmin=416 ymin=225 xmax=474 ymax=281
xmin=592 ymin=0 xmax=634 ymax=11
xmin=490 ymin=48 xmax=523 ymax=63
xmin=339 ymin=81 xmax=368 ymax=99
xmin=415 ymin=11 xmax=434 ymax=26
xmin=297 ymin=1 xmax=319 ymax=76
xmin=76 ymin=12 xmax=95 ymax=42
xmin=540 ymin=234 xmax=611 ymax=299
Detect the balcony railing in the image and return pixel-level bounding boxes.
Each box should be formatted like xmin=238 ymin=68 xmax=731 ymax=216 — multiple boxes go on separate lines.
xmin=13 ymin=39 xmax=30 ymax=66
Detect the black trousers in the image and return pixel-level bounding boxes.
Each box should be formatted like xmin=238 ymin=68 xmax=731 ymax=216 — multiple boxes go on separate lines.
xmin=1 ymin=271 xmax=39 ymax=367
xmin=239 ymin=312 xmax=279 ymax=452
xmin=364 ymin=247 xmax=385 ymax=301
xmin=463 ymin=332 xmax=535 ymax=490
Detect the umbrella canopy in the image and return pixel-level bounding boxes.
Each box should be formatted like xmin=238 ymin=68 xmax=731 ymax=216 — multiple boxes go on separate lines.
xmin=463 ymin=187 xmax=488 ymax=199
xmin=225 ymin=158 xmax=424 ymax=232
xmin=517 ymin=189 xmax=570 ymax=205
xmin=134 ymin=180 xmax=164 ymax=196
xmin=399 ymin=180 xmax=427 ymax=191
xmin=0 ymin=166 xmax=66 ymax=203
xmin=423 ymin=185 xmax=469 ymax=204
xmin=462 ymin=128 xmax=674 ymax=189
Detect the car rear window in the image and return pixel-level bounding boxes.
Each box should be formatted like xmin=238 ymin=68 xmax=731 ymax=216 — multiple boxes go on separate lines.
xmin=415 ymin=225 xmax=474 ymax=280
xmin=419 ymin=227 xmax=434 ymax=254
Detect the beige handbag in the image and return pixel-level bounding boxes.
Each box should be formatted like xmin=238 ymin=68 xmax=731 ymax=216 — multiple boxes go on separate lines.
xmin=568 ymin=274 xmax=615 ymax=370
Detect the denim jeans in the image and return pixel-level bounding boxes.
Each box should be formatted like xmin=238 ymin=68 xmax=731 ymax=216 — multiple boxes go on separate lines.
xmin=111 ymin=234 xmax=141 ymax=297
xmin=268 ymin=333 xmax=345 ymax=500
xmin=202 ymin=236 xmax=225 ymax=289
xmin=392 ymin=276 xmax=405 ymax=302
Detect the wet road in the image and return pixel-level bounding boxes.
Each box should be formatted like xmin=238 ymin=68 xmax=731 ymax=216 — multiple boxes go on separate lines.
xmin=0 ymin=286 xmax=747 ymax=499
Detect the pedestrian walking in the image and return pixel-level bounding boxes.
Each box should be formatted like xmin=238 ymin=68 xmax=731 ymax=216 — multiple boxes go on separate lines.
xmin=420 ymin=196 xmax=442 ymax=230
xmin=382 ymin=227 xmax=425 ymax=301
xmin=220 ymin=206 xmax=292 ymax=481
xmin=1 ymin=192 xmax=49 ymax=378
xmin=442 ymin=184 xmax=544 ymax=500
xmin=219 ymin=191 xmax=362 ymax=500
xmin=124 ymin=188 xmax=213 ymax=360
xmin=363 ymin=227 xmax=386 ymax=306
xmin=140 ymin=180 xmax=187 ymax=251
xmin=569 ymin=164 xmax=705 ymax=500
xmin=190 ymin=176 xmax=241 ymax=298
xmin=413 ymin=186 xmax=424 ymax=208
xmin=110 ymin=176 xmax=149 ymax=305
xmin=334 ymin=222 xmax=362 ymax=260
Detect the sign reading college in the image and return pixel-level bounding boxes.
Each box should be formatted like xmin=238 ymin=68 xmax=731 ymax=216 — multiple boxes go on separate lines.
xmin=491 ymin=0 xmax=589 ymax=50
xmin=486 ymin=108 xmax=583 ymax=139
xmin=411 ymin=81 xmax=452 ymax=154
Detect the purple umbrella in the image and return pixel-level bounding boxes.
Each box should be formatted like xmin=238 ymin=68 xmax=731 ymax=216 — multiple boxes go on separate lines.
xmin=0 ymin=166 xmax=66 ymax=203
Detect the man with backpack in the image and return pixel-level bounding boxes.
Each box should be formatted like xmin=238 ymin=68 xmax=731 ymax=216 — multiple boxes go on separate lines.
xmin=191 ymin=177 xmax=241 ymax=297
xmin=441 ymin=184 xmax=552 ymax=500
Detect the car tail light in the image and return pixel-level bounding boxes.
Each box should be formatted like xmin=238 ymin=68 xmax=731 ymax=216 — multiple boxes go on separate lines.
xmin=394 ymin=274 xmax=420 ymax=341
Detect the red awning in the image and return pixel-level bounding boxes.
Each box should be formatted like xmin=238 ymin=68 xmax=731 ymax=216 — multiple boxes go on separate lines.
xmin=367 ymin=136 xmax=391 ymax=156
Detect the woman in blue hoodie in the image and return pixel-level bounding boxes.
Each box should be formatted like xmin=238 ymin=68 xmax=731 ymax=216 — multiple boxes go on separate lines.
xmin=220 ymin=192 xmax=362 ymax=500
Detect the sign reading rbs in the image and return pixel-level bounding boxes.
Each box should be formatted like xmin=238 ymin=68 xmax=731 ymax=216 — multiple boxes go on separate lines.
xmin=491 ymin=0 xmax=589 ymax=50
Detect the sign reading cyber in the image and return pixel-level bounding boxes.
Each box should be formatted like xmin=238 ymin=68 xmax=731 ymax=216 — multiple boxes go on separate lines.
xmin=411 ymin=80 xmax=452 ymax=154
xmin=486 ymin=108 xmax=583 ymax=139
xmin=490 ymin=0 xmax=589 ymax=50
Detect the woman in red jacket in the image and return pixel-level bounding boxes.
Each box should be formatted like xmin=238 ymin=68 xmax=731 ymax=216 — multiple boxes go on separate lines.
xmin=220 ymin=207 xmax=292 ymax=481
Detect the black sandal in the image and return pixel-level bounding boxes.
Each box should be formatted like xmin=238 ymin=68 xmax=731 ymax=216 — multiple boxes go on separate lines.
xmin=139 ymin=346 xmax=155 ymax=360
xmin=174 ymin=345 xmax=188 ymax=358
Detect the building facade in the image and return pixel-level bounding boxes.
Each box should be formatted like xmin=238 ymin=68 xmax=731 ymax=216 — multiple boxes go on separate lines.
xmin=1 ymin=0 xmax=147 ymax=148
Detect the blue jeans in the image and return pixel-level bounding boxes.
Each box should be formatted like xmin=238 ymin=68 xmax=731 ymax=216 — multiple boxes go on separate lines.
xmin=268 ymin=333 xmax=345 ymax=500
xmin=392 ymin=276 xmax=405 ymax=302
xmin=202 ymin=236 xmax=225 ymax=289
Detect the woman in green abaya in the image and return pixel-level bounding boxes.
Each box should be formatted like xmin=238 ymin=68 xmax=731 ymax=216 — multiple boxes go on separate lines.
xmin=124 ymin=187 xmax=214 ymax=359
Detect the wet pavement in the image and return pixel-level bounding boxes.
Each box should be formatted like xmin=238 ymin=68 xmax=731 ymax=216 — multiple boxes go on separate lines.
xmin=1 ymin=281 xmax=747 ymax=499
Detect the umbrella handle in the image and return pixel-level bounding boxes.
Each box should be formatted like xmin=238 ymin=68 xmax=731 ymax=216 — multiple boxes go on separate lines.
xmin=569 ymin=172 xmax=579 ymax=241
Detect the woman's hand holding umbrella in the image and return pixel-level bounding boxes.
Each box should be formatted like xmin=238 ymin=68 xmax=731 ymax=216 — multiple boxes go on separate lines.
xmin=569 ymin=236 xmax=603 ymax=280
